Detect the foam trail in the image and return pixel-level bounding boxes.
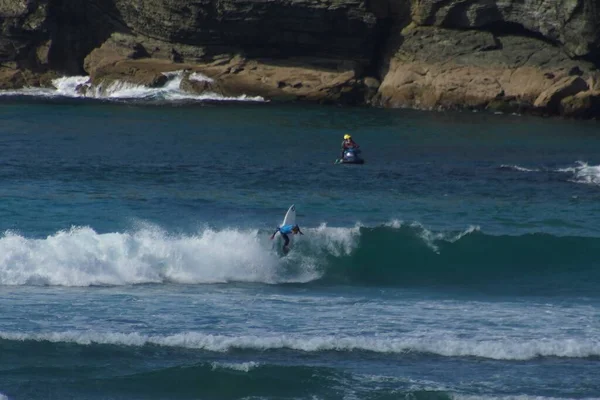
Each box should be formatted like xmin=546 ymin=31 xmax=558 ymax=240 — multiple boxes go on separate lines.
xmin=2 ymin=330 xmax=599 ymax=360
xmin=499 ymin=164 xmax=540 ymax=172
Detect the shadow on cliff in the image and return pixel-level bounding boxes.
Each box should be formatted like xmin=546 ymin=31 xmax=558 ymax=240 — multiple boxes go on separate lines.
xmin=364 ymin=0 xmax=411 ymax=85
xmin=47 ymin=0 xmax=130 ymax=75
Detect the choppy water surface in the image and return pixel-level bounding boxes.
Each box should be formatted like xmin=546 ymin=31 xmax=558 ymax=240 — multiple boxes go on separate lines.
xmin=0 ymin=93 xmax=599 ymax=400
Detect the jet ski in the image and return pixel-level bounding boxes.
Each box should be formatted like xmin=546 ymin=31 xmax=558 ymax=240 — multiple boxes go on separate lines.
xmin=335 ymin=147 xmax=364 ymax=164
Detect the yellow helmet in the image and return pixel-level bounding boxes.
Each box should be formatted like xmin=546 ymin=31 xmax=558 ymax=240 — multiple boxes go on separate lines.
xmin=344 ymin=134 xmax=351 ymax=140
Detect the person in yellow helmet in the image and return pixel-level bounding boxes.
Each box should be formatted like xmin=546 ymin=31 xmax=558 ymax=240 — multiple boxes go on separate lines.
xmin=341 ymin=134 xmax=359 ymax=158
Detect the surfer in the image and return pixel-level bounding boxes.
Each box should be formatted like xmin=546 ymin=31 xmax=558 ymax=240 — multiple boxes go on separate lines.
xmin=270 ymin=224 xmax=303 ymax=253
xmin=340 ymin=134 xmax=359 ymax=158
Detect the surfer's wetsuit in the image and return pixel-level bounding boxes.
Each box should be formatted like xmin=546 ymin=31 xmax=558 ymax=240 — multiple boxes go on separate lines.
xmin=270 ymin=224 xmax=303 ymax=250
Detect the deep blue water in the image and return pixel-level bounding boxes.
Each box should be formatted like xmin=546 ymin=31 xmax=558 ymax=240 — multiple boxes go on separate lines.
xmin=0 ymin=97 xmax=599 ymax=400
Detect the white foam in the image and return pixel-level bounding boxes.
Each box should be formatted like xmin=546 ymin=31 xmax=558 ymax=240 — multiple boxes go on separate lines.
xmin=557 ymin=161 xmax=600 ymax=186
xmin=0 ymin=393 xmax=8 ymax=400
xmin=2 ymin=330 xmax=599 ymax=360
xmin=409 ymin=222 xmax=479 ymax=253
xmin=384 ymin=219 xmax=403 ymax=229
xmin=0 ymin=87 xmax=57 ymax=97
xmin=0 ymin=225 xmax=308 ymax=286
xmin=189 ymin=72 xmax=214 ymax=83
xmin=0 ymin=76 xmax=90 ymax=98
xmin=211 ymin=361 xmax=259 ymax=372
xmin=500 ymin=161 xmax=600 ymax=187
xmin=53 ymin=76 xmax=91 ymax=96
xmin=500 ymin=164 xmax=540 ymax=172
xmin=306 ymin=223 xmax=362 ymax=257
xmin=0 ymin=224 xmax=370 ymax=287
xmin=0 ymin=72 xmax=264 ymax=102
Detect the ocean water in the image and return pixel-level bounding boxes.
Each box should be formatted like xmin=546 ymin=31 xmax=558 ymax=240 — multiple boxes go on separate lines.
xmin=0 ymin=76 xmax=599 ymax=400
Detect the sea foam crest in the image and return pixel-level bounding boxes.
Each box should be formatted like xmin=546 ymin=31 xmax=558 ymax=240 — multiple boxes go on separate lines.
xmin=384 ymin=219 xmax=403 ymax=229
xmin=307 ymin=223 xmax=362 ymax=257
xmin=211 ymin=361 xmax=260 ymax=372
xmin=2 ymin=330 xmax=599 ymax=360
xmin=502 ymin=161 xmax=600 ymax=187
xmin=409 ymin=222 xmax=479 ymax=253
xmin=499 ymin=164 xmax=540 ymax=172
xmin=558 ymin=161 xmax=600 ymax=186
xmin=0 ymin=224 xmax=363 ymax=287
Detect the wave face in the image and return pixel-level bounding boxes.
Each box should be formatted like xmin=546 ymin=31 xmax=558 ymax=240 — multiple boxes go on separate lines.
xmin=0 ymin=335 xmax=458 ymax=400
xmin=0 ymin=223 xmax=598 ymax=294
xmin=322 ymin=224 xmax=600 ymax=292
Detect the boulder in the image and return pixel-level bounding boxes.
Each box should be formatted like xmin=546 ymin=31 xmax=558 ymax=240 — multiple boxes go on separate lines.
xmin=375 ymin=26 xmax=600 ymax=113
xmin=82 ymin=52 xmax=366 ymax=103
xmin=533 ymin=76 xmax=589 ymax=113
xmin=0 ymin=0 xmax=50 ymax=69
xmin=560 ymin=91 xmax=600 ymax=118
xmin=0 ymin=67 xmax=26 ymax=89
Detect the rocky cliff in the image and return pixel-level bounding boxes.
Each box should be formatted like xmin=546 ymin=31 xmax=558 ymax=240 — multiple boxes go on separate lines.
xmin=1 ymin=0 xmax=599 ymax=116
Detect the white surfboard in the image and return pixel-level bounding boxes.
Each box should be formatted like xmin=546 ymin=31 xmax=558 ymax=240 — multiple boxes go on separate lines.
xmin=281 ymin=204 xmax=296 ymax=227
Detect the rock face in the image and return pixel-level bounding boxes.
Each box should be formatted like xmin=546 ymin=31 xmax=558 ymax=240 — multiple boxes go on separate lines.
xmin=375 ymin=25 xmax=600 ymax=114
xmin=0 ymin=1 xmax=50 ymax=69
xmin=411 ymin=0 xmax=599 ymax=58
xmin=0 ymin=0 xmax=599 ymax=117
xmin=111 ymin=0 xmax=378 ymax=60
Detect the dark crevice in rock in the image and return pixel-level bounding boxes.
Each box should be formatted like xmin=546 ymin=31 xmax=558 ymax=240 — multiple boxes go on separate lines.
xmin=478 ymin=21 xmax=560 ymax=47
xmin=426 ymin=0 xmax=459 ymax=25
xmin=569 ymin=47 xmax=600 ymax=70
xmin=441 ymin=0 xmax=497 ymax=27
xmin=365 ymin=17 xmax=394 ymax=78
xmin=365 ymin=0 xmax=411 ymax=81
xmin=0 ymin=2 xmax=48 ymax=71
xmin=10 ymin=35 xmax=48 ymax=72
xmin=47 ymin=0 xmax=127 ymax=74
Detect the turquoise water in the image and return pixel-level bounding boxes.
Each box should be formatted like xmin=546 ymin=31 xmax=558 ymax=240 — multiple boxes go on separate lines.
xmin=0 ymin=96 xmax=599 ymax=400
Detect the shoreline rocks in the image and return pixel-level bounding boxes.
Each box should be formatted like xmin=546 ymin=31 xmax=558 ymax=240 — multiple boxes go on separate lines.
xmin=374 ymin=26 xmax=600 ymax=116
xmin=0 ymin=0 xmax=598 ymax=118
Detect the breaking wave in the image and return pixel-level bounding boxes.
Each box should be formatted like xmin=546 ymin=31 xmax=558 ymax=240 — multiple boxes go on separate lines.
xmin=0 ymin=222 xmax=598 ymax=294
xmin=1 ymin=330 xmax=599 ymax=360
